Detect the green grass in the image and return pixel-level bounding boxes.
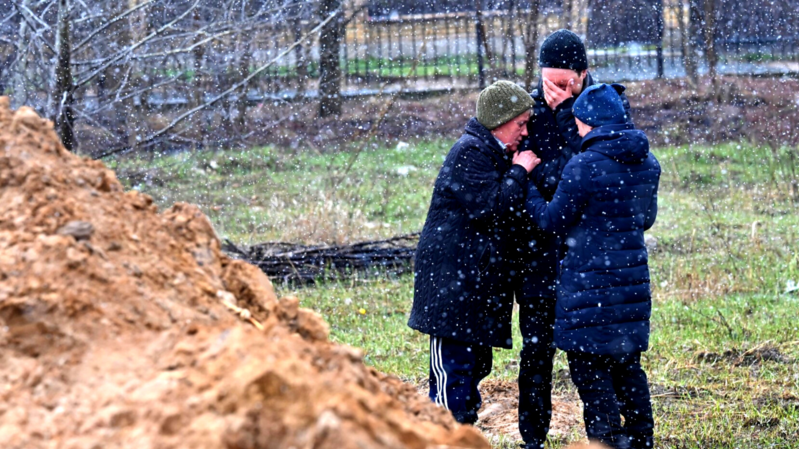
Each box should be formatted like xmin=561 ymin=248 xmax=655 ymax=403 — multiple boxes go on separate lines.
xmin=733 ymin=51 xmax=795 ymax=64
xmin=110 ymin=141 xmax=447 ymax=244
xmin=111 ymin=139 xmax=799 ymax=447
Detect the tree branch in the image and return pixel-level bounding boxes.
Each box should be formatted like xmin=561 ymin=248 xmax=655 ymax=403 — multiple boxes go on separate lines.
xmin=0 ymin=10 xmax=20 ymax=27
xmin=129 ymin=30 xmax=232 ymax=60
xmin=72 ymin=0 xmax=157 ymax=53
xmin=73 ymin=0 xmax=200 ymax=90
xmin=12 ymin=1 xmax=56 ymax=54
xmin=13 ymin=0 xmax=52 ymax=30
xmin=95 ymin=10 xmax=339 ymax=160
xmin=87 ymin=71 xmax=186 ymax=116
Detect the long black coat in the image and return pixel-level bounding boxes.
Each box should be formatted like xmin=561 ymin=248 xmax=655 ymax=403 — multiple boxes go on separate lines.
xmin=513 ymin=74 xmax=633 ymax=300
xmin=525 ymin=124 xmax=661 ymax=355
xmin=408 ymin=118 xmax=528 ymax=348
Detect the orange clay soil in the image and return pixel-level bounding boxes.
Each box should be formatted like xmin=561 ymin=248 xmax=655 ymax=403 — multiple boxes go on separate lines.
xmin=0 ymin=97 xmax=489 ymax=449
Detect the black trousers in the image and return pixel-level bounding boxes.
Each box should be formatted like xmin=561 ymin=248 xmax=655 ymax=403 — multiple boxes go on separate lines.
xmin=517 ymin=297 xmax=557 ymax=449
xmin=567 ymin=351 xmax=655 ymax=449
xmin=428 ymin=336 xmax=493 ymax=425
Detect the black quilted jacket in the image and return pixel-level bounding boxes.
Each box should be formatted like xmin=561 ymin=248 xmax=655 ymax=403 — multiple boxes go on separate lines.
xmin=408 ymin=118 xmax=528 ymax=348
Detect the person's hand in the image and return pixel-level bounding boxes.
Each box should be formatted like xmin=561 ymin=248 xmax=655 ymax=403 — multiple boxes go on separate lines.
xmin=543 ymin=78 xmax=575 ymax=110
xmin=512 ymin=150 xmax=541 ymax=173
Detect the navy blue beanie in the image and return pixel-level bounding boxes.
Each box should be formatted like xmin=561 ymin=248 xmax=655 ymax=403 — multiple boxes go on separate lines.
xmin=572 ymin=83 xmax=627 ymax=127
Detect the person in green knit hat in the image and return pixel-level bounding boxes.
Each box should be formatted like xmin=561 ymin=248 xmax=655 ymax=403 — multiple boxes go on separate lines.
xmin=408 ymin=80 xmax=541 ymax=425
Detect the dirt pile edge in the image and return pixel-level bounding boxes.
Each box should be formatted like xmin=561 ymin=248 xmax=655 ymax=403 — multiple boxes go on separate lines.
xmin=0 ymin=97 xmax=489 ymax=449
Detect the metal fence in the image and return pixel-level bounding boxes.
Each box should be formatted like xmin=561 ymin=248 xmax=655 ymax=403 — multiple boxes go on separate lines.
xmin=117 ymin=1 xmax=799 ymax=104
xmin=334 ymin=0 xmax=799 ymax=92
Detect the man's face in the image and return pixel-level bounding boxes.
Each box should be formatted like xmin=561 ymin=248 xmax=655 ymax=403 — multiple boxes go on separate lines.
xmin=542 ymin=67 xmax=587 ymax=96
xmin=492 ymin=110 xmax=531 ymax=153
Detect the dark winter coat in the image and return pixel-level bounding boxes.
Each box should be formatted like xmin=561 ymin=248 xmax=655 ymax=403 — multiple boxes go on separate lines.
xmin=524 ymin=123 xmax=661 ymax=355
xmin=513 ymin=73 xmax=633 ymax=300
xmin=408 ymin=118 xmax=528 ymax=348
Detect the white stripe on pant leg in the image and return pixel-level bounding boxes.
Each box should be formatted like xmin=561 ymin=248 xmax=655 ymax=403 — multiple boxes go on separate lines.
xmin=430 ymin=337 xmax=443 ymax=407
xmin=438 ymin=337 xmax=449 ymax=410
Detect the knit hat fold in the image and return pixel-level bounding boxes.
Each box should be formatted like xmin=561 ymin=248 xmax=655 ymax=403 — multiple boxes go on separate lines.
xmin=572 ymin=83 xmax=627 ymax=127
xmin=476 ymin=80 xmax=535 ymax=130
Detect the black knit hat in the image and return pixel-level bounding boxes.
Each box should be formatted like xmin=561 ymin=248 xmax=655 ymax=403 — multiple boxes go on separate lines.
xmin=539 ymin=29 xmax=588 ymax=72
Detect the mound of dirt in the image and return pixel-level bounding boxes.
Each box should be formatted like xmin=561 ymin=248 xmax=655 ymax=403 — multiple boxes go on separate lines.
xmin=0 ymin=97 xmax=488 ymax=449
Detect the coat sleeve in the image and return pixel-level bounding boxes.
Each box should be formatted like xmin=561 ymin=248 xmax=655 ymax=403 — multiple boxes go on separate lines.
xmin=644 ymin=161 xmax=661 ymax=231
xmin=524 ymin=105 xmax=577 ymax=201
xmin=524 ymin=157 xmax=590 ymax=234
xmin=553 ymin=97 xmax=583 ymax=157
xmin=529 ymin=144 xmax=573 ymax=201
xmin=524 ymin=96 xmax=581 ymax=200
xmin=644 ymin=187 xmax=658 ymax=231
xmin=448 ymin=146 xmax=528 ymax=225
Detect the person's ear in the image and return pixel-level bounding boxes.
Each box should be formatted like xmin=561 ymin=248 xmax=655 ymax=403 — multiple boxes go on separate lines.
xmin=579 ymin=70 xmax=588 ymax=81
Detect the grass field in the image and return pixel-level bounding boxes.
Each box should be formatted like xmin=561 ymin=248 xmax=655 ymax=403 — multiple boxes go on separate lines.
xmin=111 ymin=139 xmax=799 ymax=448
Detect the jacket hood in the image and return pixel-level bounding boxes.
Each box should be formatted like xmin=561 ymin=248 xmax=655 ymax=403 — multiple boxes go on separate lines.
xmin=464 ymin=117 xmax=505 ymax=154
xmin=581 ymin=123 xmax=650 ymax=164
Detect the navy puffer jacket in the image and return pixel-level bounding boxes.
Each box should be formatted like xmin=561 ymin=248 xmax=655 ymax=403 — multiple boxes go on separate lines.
xmin=525 ymin=123 xmax=661 ymax=355
xmin=409 ymin=118 xmax=528 ymax=348
xmin=513 ymin=73 xmax=634 ymax=301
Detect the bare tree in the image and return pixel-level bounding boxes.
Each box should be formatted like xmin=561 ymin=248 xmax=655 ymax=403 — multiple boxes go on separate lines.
xmin=1 ymin=0 xmax=332 ymax=154
xmin=523 ymin=0 xmax=541 ymax=90
xmin=318 ymin=0 xmax=343 ymax=117
xmin=702 ymin=0 xmax=718 ymax=97
xmin=678 ymin=0 xmax=698 ymax=88
xmin=50 ymin=0 xmax=75 ymax=150
xmin=562 ymin=0 xmax=573 ymax=30
xmin=501 ymin=0 xmax=517 ymax=77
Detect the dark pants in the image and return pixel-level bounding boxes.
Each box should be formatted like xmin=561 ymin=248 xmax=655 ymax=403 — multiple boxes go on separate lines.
xmin=428 ymin=336 xmax=493 ymax=424
xmin=517 ymin=297 xmax=556 ymax=449
xmin=567 ymin=351 xmax=654 ymax=449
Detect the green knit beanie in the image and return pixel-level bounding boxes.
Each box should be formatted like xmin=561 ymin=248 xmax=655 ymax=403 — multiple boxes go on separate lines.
xmin=476 ymin=80 xmax=535 ymax=130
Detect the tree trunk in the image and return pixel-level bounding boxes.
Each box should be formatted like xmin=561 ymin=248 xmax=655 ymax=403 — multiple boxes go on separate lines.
xmin=233 ymin=0 xmax=252 ymax=131
xmin=126 ymin=0 xmax=147 ymax=149
xmin=236 ymin=39 xmax=252 ymax=130
xmin=655 ymin=0 xmax=664 ymax=78
xmin=293 ymin=15 xmax=308 ymax=98
xmin=562 ymin=0 xmax=573 ymax=30
xmin=9 ymin=0 xmax=31 ymax=108
xmin=523 ymin=0 xmax=541 ymax=90
xmin=474 ymin=0 xmax=495 ymax=68
xmin=318 ymin=0 xmax=343 ymax=117
xmin=474 ymin=0 xmax=498 ymax=87
xmin=50 ymin=0 xmax=75 ymax=151
xmin=679 ymin=1 xmax=698 ymax=87
xmin=702 ymin=0 xmax=718 ymax=98
xmin=501 ymin=0 xmax=517 ymax=77
xmin=191 ymin=7 xmax=205 ymax=109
